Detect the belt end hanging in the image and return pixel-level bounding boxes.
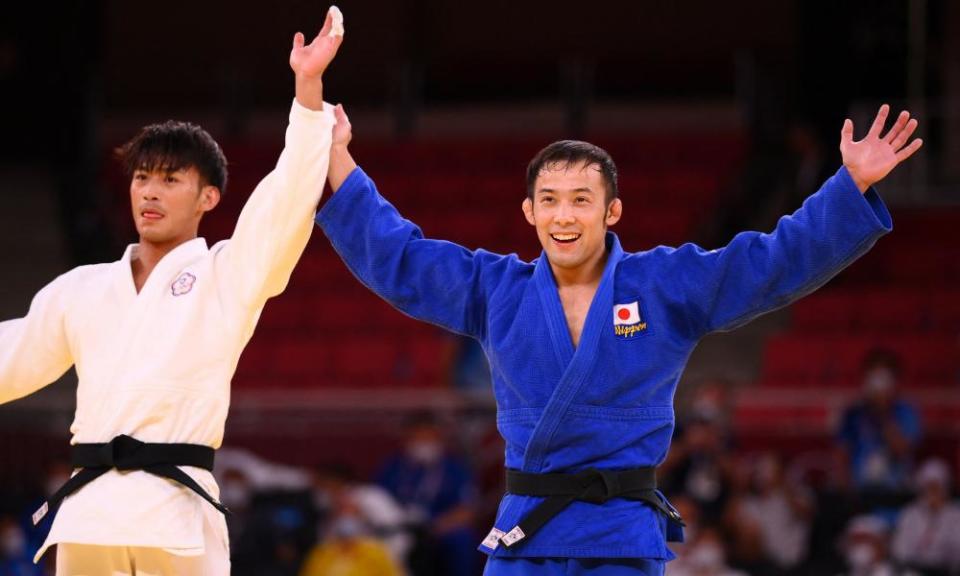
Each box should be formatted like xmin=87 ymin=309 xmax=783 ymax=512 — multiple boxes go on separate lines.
xmin=32 ymin=502 xmax=49 ymax=526
xmin=501 ymin=526 xmax=526 ymax=547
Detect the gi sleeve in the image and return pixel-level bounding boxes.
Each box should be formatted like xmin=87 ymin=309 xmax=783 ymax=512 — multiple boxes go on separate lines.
xmin=0 ymin=273 xmax=74 ymax=404
xmin=214 ymin=99 xmax=336 ymax=309
xmin=660 ymin=166 xmax=892 ymax=338
xmin=316 ymin=167 xmax=504 ymax=339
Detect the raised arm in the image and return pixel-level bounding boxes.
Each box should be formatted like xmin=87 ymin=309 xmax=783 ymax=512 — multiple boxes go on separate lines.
xmin=316 ymin=107 xmax=512 ymax=338
xmin=657 ymin=105 xmax=921 ymax=338
xmin=0 ymin=274 xmax=74 ymax=405
xmin=215 ymin=7 xmax=343 ymax=309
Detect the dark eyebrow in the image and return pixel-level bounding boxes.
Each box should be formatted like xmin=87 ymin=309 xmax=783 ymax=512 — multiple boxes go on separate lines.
xmin=536 ymin=187 xmax=594 ymax=195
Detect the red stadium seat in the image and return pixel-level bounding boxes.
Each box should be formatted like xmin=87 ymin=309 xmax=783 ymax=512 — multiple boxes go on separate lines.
xmin=790 ymin=293 xmax=856 ymax=333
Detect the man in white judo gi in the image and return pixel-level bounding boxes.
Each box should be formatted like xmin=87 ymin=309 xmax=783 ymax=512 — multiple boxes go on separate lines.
xmin=0 ymin=6 xmax=345 ymax=574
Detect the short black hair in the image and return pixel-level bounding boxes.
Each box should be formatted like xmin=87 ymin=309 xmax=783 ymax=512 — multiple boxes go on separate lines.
xmin=116 ymin=120 xmax=228 ymax=194
xmin=526 ymin=140 xmax=618 ymax=203
xmin=861 ymin=347 xmax=902 ymax=378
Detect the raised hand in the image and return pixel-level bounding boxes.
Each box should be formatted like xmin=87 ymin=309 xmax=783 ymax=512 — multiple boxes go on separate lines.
xmin=290 ymin=6 xmax=344 ymax=80
xmin=840 ymin=104 xmax=923 ymax=193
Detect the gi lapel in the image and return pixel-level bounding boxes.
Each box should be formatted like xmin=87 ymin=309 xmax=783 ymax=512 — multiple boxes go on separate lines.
xmin=89 ymin=239 xmax=208 ymax=434
xmin=522 ymin=233 xmax=624 ymax=473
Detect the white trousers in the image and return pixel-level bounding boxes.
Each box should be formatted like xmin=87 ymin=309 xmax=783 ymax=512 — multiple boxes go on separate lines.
xmin=54 ymin=506 xmax=230 ymax=575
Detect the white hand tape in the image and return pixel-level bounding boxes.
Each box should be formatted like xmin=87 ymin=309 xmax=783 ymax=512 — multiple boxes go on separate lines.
xmin=328 ymin=5 xmax=344 ymax=37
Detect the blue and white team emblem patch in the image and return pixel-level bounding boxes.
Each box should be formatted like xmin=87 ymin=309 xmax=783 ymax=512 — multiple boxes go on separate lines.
xmin=613 ymin=301 xmax=647 ymax=338
xmin=171 ymin=272 xmax=197 ymax=296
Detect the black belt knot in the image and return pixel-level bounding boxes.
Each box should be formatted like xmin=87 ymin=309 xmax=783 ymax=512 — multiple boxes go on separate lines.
xmin=574 ymin=468 xmax=621 ymax=504
xmin=33 ymin=435 xmax=227 ymax=527
xmin=496 ymin=466 xmax=684 ymax=548
xmin=95 ymin=435 xmax=146 ymax=470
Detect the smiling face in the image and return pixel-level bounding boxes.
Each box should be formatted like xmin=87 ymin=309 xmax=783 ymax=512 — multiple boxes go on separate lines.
xmin=523 ymin=160 xmax=622 ymax=279
xmin=130 ymin=166 xmax=219 ymax=249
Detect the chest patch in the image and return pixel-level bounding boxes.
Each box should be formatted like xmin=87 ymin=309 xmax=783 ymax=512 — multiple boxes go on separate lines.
xmin=171 ymin=272 xmax=197 ymax=296
xmin=613 ymin=301 xmax=647 ymax=338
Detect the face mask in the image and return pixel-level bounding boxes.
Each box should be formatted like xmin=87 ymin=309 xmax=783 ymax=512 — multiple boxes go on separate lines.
xmin=0 ymin=528 xmax=25 ymax=558
xmin=313 ymin=489 xmax=332 ymax=512
xmin=407 ymin=441 xmax=442 ymax=465
xmin=864 ymin=369 xmax=895 ymax=395
xmin=846 ymin=542 xmax=876 ymax=570
xmin=688 ymin=542 xmax=724 ymax=570
xmin=331 ymin=516 xmax=365 ymax=540
xmin=219 ymin=481 xmax=251 ymax=510
xmin=691 ymin=397 xmax=723 ymax=423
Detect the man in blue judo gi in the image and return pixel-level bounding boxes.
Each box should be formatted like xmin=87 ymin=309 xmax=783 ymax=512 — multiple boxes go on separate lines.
xmin=314 ymin=105 xmax=922 ymax=575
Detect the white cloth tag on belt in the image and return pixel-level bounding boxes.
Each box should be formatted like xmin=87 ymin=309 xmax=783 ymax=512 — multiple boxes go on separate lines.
xmin=502 ymin=526 xmax=526 ymax=546
xmin=328 ymin=6 xmax=345 ymax=37
xmin=482 ymin=527 xmax=505 ymax=549
xmin=32 ymin=502 xmax=49 ymax=526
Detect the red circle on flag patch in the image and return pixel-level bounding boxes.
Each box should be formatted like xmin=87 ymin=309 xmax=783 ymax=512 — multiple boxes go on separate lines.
xmin=617 ymin=308 xmax=631 ymax=320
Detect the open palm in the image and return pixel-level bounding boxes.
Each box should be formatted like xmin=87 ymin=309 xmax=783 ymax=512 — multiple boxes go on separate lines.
xmin=840 ymin=104 xmax=923 ymax=193
xmin=289 ymin=8 xmax=343 ymax=79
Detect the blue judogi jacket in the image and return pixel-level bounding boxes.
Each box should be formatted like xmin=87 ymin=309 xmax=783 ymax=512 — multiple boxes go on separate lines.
xmin=316 ymin=166 xmax=892 ymax=560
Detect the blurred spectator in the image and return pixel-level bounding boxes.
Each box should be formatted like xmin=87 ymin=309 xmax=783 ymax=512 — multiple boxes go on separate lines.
xmin=0 ymin=514 xmax=40 ymax=576
xmin=891 ymin=459 xmax=960 ymax=575
xmin=299 ymin=497 xmax=402 ymax=576
xmin=220 ymin=465 xmax=318 ymax=576
xmin=215 ymin=447 xmax=313 ymax=491
xmin=219 ymin=467 xmax=256 ymax=561
xmin=661 ymin=408 xmax=735 ymax=524
xmin=377 ymin=414 xmax=477 ymax=576
xmin=439 ymin=335 xmax=492 ymax=399
xmin=214 ymin=448 xmax=321 ymax=574
xmin=836 ymin=349 xmax=921 ymax=493
xmin=836 ymin=515 xmax=918 ymax=576
xmin=313 ymin=464 xmax=410 ymax=569
xmin=687 ymin=379 xmax=733 ymax=429
xmin=726 ymin=453 xmax=813 ymax=575
xmin=668 ymin=494 xmax=745 ymax=576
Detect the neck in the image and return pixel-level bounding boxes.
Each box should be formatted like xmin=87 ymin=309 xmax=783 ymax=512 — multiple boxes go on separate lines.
xmin=550 ymin=247 xmax=608 ymax=289
xmin=131 ymin=234 xmax=196 ymax=291
xmin=137 ymin=234 xmax=196 ymax=266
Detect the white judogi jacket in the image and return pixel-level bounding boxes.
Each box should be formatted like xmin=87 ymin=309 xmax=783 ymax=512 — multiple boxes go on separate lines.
xmin=0 ymin=100 xmax=334 ymax=561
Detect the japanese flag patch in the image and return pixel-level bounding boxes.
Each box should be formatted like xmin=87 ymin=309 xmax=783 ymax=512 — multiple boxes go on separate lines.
xmin=613 ymin=301 xmax=647 ymax=338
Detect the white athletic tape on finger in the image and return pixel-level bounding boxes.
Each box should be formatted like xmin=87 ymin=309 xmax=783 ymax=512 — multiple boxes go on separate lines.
xmin=328 ymin=5 xmax=344 ymax=37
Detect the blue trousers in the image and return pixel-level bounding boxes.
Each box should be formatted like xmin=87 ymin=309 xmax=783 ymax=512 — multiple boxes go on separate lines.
xmin=483 ymin=557 xmax=665 ymax=575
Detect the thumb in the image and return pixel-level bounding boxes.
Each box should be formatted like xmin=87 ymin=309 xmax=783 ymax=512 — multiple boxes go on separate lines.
xmin=841 ymin=119 xmax=854 ymax=143
xmin=293 ymin=32 xmax=305 ymax=50
xmin=839 ymin=118 xmax=854 ymax=152
xmin=334 ymin=103 xmax=349 ymax=124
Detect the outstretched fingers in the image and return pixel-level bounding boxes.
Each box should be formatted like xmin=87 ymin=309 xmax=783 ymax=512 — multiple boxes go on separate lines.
xmin=895 ymin=138 xmax=924 ymax=163
xmin=890 ymin=118 xmax=919 ymax=150
xmin=882 ymin=110 xmax=910 ymax=144
xmin=867 ymin=104 xmax=890 ymax=139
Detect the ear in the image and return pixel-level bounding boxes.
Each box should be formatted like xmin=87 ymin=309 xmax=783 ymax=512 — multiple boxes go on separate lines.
xmin=522 ymin=197 xmax=536 ymax=226
xmin=199 ymin=186 xmax=221 ymax=213
xmin=605 ymin=198 xmax=622 ymax=227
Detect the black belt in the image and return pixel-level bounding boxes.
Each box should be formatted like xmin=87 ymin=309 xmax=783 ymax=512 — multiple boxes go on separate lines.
xmin=498 ymin=467 xmax=684 ymax=547
xmin=33 ymin=435 xmax=229 ymax=526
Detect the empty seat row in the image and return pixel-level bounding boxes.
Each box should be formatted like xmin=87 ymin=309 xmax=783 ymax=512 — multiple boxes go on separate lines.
xmin=760 ymin=334 xmax=959 ymax=388
xmin=791 ymin=289 xmax=960 ymax=334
